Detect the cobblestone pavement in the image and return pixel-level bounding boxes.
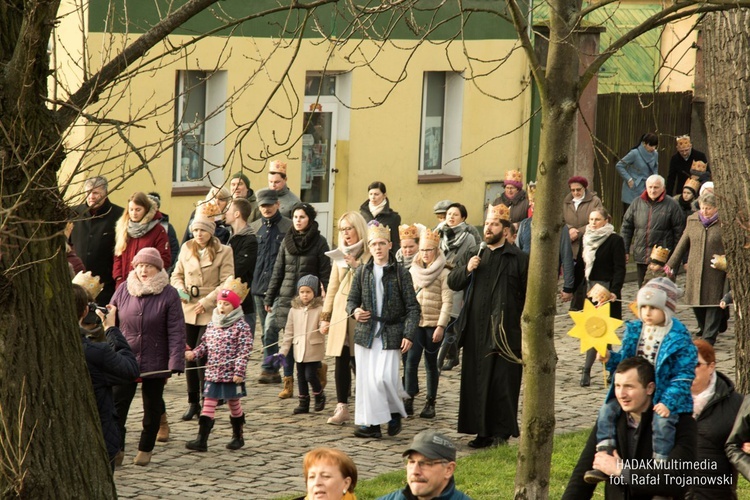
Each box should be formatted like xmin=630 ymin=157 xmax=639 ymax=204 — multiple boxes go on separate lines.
xmin=115 ymin=275 xmax=736 ymax=498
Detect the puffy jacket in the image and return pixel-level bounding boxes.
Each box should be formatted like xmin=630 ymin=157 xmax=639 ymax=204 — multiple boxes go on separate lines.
xmin=621 ymin=191 xmax=685 ymax=264
xmin=113 ymin=211 xmax=171 ymax=288
xmin=359 ymin=199 xmax=402 ymax=249
xmin=280 ymin=297 xmax=325 ymax=362
xmin=228 ymin=225 xmax=258 ymax=313
xmin=409 ymin=255 xmax=453 ymax=328
xmin=250 ymin=212 xmax=292 ymax=296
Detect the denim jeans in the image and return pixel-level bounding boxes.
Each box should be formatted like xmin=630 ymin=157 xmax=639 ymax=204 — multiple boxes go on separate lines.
xmin=404 ymin=326 xmax=441 ymax=399
xmin=256 ymin=295 xmax=277 ymax=372
xmin=596 ymin=397 xmax=678 ymax=459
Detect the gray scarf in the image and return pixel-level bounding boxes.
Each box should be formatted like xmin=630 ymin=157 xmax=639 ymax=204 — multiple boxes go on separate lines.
xmin=212 ymin=305 xmax=245 ymax=328
xmin=127 ymin=217 xmax=159 ymax=239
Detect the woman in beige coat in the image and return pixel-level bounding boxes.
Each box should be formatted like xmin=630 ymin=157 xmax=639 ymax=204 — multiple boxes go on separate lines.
xmin=171 ymin=214 xmax=234 ymax=420
xmin=320 ymin=212 xmax=371 ymax=425
xmin=405 ymin=228 xmax=453 ymax=419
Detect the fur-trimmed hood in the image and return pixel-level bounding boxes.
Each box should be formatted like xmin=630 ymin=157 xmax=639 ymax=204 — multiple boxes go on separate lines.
xmin=291 ymin=296 xmax=325 ymax=309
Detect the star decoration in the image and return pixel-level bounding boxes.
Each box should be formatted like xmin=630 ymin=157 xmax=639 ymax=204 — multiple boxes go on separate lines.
xmin=568 ymin=299 xmax=623 ymax=356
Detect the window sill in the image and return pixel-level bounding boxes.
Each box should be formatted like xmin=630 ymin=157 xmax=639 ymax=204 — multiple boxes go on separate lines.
xmin=171 ymin=186 xmax=210 ymax=197
xmin=417 ymin=174 xmax=463 ymax=184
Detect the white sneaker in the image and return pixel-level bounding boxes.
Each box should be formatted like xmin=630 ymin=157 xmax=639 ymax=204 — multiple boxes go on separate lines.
xmin=327 ymin=403 xmax=350 ymax=425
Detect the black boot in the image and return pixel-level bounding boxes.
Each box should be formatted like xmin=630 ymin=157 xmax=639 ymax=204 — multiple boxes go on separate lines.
xmin=314 ymin=392 xmax=326 ymax=412
xmin=580 ymin=370 xmax=591 ymax=387
xmin=420 ymin=398 xmax=436 ymax=419
xmin=584 ymin=445 xmax=615 ymax=484
xmin=404 ymin=398 xmax=414 ymax=417
xmin=185 ymin=416 xmax=213 ymax=452
xmin=294 ymin=396 xmax=310 ymax=415
xmin=181 ymin=396 xmax=201 ymax=421
xmin=387 ymin=412 xmax=402 ymax=436
xmin=226 ymin=414 xmax=245 ymax=450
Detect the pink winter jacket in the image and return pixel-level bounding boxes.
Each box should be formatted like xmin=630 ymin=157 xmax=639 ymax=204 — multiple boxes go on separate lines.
xmin=192 ymin=316 xmax=253 ymax=382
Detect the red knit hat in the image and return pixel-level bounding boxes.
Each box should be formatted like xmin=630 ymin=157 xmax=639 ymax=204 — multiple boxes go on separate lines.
xmin=218 ymin=289 xmax=241 ymax=309
xmin=568 ymin=176 xmax=589 ymax=189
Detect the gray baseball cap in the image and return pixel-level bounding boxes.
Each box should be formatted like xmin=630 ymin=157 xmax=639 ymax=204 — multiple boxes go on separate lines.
xmin=403 ymin=430 xmax=456 ymax=461
xmin=433 ymin=200 xmax=453 ymax=214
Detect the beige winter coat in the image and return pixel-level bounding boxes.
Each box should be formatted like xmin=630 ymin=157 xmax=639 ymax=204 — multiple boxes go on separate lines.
xmin=280 ymin=297 xmax=325 ymax=363
xmin=171 ymin=240 xmax=235 ymax=325
xmin=410 ymin=255 xmax=453 ymax=328
xmin=322 ymin=253 xmax=371 ymax=357
xmin=563 ymin=190 xmax=604 ymax=257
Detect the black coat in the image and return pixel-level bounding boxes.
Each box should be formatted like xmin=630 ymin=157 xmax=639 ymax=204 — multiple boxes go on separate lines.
xmin=249 ymin=213 xmax=292 ymax=297
xmin=666 ymin=148 xmax=709 ymax=196
xmin=81 ymin=326 xmax=139 ymax=462
xmin=359 ymin=199 xmax=402 ymax=249
xmin=71 ymin=198 xmax=124 ymax=305
xmin=563 ymin=411 xmax=697 ymax=499
xmin=687 ymin=371 xmax=743 ymax=499
xmin=621 ymin=192 xmax=685 ymax=265
xmin=228 ymin=226 xmax=258 ymax=314
xmin=587 ymin=233 xmax=627 ymax=319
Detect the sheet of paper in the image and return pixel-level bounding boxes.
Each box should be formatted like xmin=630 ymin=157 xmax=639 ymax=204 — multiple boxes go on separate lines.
xmin=325 ymin=248 xmax=349 ymax=268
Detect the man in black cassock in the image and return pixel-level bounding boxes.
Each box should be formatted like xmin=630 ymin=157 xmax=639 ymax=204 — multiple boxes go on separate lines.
xmin=447 ymin=205 xmax=528 ymax=448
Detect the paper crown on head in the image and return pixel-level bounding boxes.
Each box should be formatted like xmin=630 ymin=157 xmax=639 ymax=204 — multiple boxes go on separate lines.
xmin=367 ymin=220 xmax=391 ymax=242
xmin=72 ymin=271 xmax=104 ymax=300
xmin=222 ymin=276 xmax=250 ymax=301
xmin=199 ymin=201 xmax=223 ymax=218
xmin=683 ymin=178 xmax=701 ymax=194
xmin=505 ymin=170 xmax=523 ymax=183
xmin=269 ymin=160 xmax=287 ymax=176
xmin=421 ymin=228 xmax=441 ymax=246
xmin=486 ymin=203 xmax=511 ymax=221
xmin=587 ymin=284 xmax=612 ymax=306
xmin=691 ymin=160 xmax=707 ymax=174
xmin=650 ymin=245 xmax=670 ymax=265
xmin=398 ymin=224 xmax=420 ymax=241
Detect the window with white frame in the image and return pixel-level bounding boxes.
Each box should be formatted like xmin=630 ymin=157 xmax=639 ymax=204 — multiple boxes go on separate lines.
xmin=173 ymin=70 xmax=227 ymax=185
xmin=419 ymin=71 xmax=463 ymax=175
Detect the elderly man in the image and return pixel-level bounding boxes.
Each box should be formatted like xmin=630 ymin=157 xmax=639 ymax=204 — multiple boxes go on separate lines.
xmin=229 ymin=172 xmax=259 ymax=221
xmin=666 ymin=135 xmax=710 ymax=196
xmin=620 ymin=174 xmax=685 ymax=287
xmin=70 ymin=176 xmax=124 ymax=305
xmin=563 ymin=357 xmax=697 ymax=499
xmin=377 ymin=430 xmax=470 ymax=500
xmin=251 ymin=160 xmax=301 ymax=219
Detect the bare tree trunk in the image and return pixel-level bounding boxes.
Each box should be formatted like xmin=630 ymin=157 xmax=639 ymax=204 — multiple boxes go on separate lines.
xmin=702 ymin=9 xmax=750 ymax=392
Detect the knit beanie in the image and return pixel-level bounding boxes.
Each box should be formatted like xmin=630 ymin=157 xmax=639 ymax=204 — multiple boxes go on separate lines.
xmin=132 ymin=247 xmax=164 ymax=271
xmin=231 ymin=172 xmax=251 ymax=189
xmin=218 ymin=289 xmax=241 ymax=309
xmin=292 ymin=202 xmax=317 ymax=222
xmin=191 ymin=214 xmax=216 ymax=236
xmin=568 ymin=176 xmax=589 ymax=189
xmin=637 ymin=277 xmax=683 ymax=322
xmin=297 ymin=274 xmax=320 ymax=297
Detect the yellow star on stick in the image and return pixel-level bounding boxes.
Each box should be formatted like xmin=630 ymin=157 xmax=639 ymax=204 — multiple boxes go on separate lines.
xmin=568 ymin=299 xmax=623 ymax=356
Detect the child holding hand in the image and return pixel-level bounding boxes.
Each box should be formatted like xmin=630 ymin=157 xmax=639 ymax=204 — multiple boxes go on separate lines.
xmin=185 ymin=285 xmax=253 ymax=452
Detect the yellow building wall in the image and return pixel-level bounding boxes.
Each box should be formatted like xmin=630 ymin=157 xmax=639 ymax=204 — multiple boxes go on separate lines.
xmin=659 ymin=18 xmax=698 ymax=92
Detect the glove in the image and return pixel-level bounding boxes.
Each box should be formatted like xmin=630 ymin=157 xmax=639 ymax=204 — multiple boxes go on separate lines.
xmin=263 ymin=353 xmax=288 ymax=370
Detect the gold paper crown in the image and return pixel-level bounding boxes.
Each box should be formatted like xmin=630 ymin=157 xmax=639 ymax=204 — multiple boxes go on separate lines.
xmin=199 ymin=201 xmax=223 ymax=218
xmin=691 ymin=160 xmax=707 ymax=173
xmin=587 ymin=284 xmax=612 ymax=306
xmin=486 ymin=203 xmax=511 ymax=221
xmin=368 ymin=222 xmax=391 ymax=242
xmin=650 ymin=245 xmax=670 ymax=265
xmin=527 ymin=182 xmax=537 ymax=203
xmin=711 ymin=254 xmax=727 ymax=272
xmin=421 ymin=228 xmax=441 ymax=246
xmin=72 ymin=271 xmax=104 ymax=300
xmin=398 ymin=224 xmax=420 ymax=241
xmin=269 ymin=160 xmax=287 ymax=176
xmin=222 ymin=276 xmax=250 ymax=301
xmin=684 ymin=178 xmax=701 ymax=193
xmin=505 ymin=170 xmax=523 ymax=183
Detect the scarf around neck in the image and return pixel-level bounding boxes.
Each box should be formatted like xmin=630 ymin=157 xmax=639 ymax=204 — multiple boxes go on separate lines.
xmin=285 ymin=220 xmax=321 ymax=255
xmin=212 ymin=305 xmax=245 ymax=328
xmin=440 ymin=222 xmax=471 ymax=255
xmin=126 ymin=269 xmax=170 ymax=297
xmin=409 ymin=251 xmax=447 ymax=288
xmin=368 ymin=198 xmax=387 ymax=218
xmin=699 ymin=212 xmax=719 ymax=228
xmin=339 ymin=239 xmax=364 ymax=259
xmin=582 ymin=223 xmax=615 ymax=280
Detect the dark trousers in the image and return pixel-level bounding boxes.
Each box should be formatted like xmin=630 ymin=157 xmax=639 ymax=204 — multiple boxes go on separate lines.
xmin=296 ymin=361 xmax=322 ymax=396
xmin=113 ymin=378 xmax=166 ymax=452
xmin=405 ymin=326 xmax=441 ymax=399
xmin=334 ymin=345 xmax=355 ymax=404
xmin=694 ymin=306 xmax=723 ymax=344
xmin=185 ymin=324 xmax=206 ymax=402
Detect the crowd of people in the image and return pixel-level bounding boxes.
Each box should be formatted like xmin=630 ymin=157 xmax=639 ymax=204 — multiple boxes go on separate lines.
xmin=66 ymin=134 xmax=750 ymax=498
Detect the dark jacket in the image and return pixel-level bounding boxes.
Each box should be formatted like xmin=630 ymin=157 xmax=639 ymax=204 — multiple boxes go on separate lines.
xmin=563 ymin=411 xmax=697 ymax=499
xmin=687 ymin=371 xmax=743 ymax=499
xmin=667 ymin=148 xmax=709 ymax=196
xmin=250 ymin=212 xmax=292 ymax=297
xmin=70 ymin=198 xmax=124 ymax=305
xmin=346 ymin=255 xmax=420 ymax=349
xmin=726 ymin=395 xmax=750 ymax=483
xmin=621 ymin=190 xmax=685 ymax=264
xmin=493 ymin=190 xmax=530 ymax=224
xmin=376 ymin=477 xmax=472 ymax=500
xmin=159 ymin=212 xmax=180 ymax=273
xmin=587 ymin=233 xmax=627 ymax=318
xmin=563 ymin=190 xmax=604 ymax=257
xmin=359 ymin=199 xmax=402 ymax=249
xmin=264 ymin=222 xmax=331 ymax=330
xmin=517 ymin=217 xmax=575 ymax=293
xmin=81 ymin=326 xmax=138 ymax=461
xmin=228 ymin=225 xmax=258 ymax=314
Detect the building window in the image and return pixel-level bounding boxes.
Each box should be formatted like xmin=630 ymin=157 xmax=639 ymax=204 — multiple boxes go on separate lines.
xmin=419 ymin=72 xmax=463 ymax=176
xmin=173 ymin=70 xmax=227 ymax=186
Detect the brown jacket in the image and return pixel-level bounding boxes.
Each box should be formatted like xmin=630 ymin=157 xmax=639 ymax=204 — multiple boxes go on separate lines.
xmin=666 ymin=212 xmax=725 ymax=305
xmin=171 ymin=241 xmax=235 ymax=325
xmin=562 ymin=190 xmax=604 ymax=257
xmin=280 ymin=297 xmax=325 ymax=363
xmin=322 ymin=252 xmax=371 ymax=357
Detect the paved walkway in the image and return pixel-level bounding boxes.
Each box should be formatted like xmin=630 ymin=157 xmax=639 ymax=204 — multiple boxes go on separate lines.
xmin=114 ymin=275 xmax=736 ymax=498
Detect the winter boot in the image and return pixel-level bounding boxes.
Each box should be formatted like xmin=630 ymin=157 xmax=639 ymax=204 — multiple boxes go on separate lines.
xmin=181 ymin=401 xmax=201 ymax=421
xmin=318 ymin=362 xmax=328 ymax=391
xmin=584 ymin=445 xmax=615 ymax=484
xmin=185 ymin=415 xmax=214 ymax=452
xmin=278 ymin=376 xmax=294 ymax=399
xmin=293 ymin=395 xmax=310 ymax=415
xmin=314 ymin=392 xmax=326 ymax=412
xmin=404 ymin=398 xmax=414 ymax=417
xmin=226 ymin=414 xmax=245 ymax=450
xmin=133 ymin=451 xmax=153 ymax=466
xmin=156 ymin=412 xmax=170 ymax=442
xmin=420 ymin=398 xmax=436 ymax=419
xmin=327 ymin=403 xmax=350 ymax=425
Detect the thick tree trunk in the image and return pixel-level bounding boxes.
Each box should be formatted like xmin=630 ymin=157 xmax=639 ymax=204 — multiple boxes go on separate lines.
xmin=702 ymin=10 xmax=750 ymax=392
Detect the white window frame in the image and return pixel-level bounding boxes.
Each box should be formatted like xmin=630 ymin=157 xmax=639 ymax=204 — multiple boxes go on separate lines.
xmin=419 ymin=71 xmax=464 ymax=176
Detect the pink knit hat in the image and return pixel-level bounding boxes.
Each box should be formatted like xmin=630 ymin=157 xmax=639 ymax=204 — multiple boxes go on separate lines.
xmin=132 ymin=247 xmax=164 ymax=271
xmin=218 ymin=289 xmax=241 ymax=309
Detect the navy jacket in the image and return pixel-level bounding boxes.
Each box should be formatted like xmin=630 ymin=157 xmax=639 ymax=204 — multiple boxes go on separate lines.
xmin=250 ymin=212 xmax=292 ymax=297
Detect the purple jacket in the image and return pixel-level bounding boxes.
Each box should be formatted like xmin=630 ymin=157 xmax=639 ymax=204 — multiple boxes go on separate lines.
xmin=111 ymin=284 xmax=186 ymax=378
xmin=193 ymin=318 xmax=253 ymax=382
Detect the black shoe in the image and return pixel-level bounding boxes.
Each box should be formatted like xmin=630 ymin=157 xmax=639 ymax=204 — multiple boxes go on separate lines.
xmin=584 ymin=469 xmax=609 ymax=484
xmin=387 ymin=413 xmax=402 ymax=437
xmin=354 ymin=425 xmax=382 ymax=438
xmin=580 ymin=371 xmax=591 ymax=387
xmin=441 ymin=358 xmax=458 ymax=371
xmin=493 ymin=436 xmax=508 ymax=446
xmin=181 ymin=403 xmax=201 ymax=421
xmin=404 ymin=398 xmax=414 ymax=417
xmin=468 ymin=436 xmax=495 ymax=449
xmin=419 ymin=399 xmax=436 ymax=419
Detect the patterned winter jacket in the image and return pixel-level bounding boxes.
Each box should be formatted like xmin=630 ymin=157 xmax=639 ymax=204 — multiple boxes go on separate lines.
xmin=606 ymin=318 xmax=697 ymax=414
xmin=192 ymin=314 xmax=253 ymax=382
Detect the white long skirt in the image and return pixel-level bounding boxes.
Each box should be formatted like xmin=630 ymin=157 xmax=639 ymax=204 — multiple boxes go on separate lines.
xmin=354 ymin=336 xmax=407 ymax=426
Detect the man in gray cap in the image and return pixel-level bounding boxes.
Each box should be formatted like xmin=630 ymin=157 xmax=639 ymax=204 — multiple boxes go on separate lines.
xmin=377 ymin=430 xmax=471 ymax=500
xmin=433 ymin=200 xmax=453 ymax=228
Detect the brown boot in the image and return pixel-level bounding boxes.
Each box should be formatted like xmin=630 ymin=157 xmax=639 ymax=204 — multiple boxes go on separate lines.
xmin=156 ymin=413 xmax=170 ymax=442
xmin=278 ymin=376 xmax=294 ymax=399
xmin=133 ymin=450 xmax=153 ymax=466
xmin=318 ymin=362 xmax=328 ymax=391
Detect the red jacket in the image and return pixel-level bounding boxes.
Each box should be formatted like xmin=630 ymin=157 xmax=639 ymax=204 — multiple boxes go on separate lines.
xmin=113 ymin=213 xmax=171 ymax=287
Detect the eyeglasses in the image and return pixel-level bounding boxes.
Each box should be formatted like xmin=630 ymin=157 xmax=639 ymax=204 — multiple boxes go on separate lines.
xmin=339 ymin=226 xmax=354 ymax=232
xmin=404 ymin=458 xmax=448 ymax=469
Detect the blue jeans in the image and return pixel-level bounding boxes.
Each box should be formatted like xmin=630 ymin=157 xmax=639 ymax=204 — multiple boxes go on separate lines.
xmin=596 ymin=398 xmax=678 ymax=459
xmin=404 ymin=326 xmax=441 ymax=400
xmin=256 ymin=296 xmax=294 ymax=376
